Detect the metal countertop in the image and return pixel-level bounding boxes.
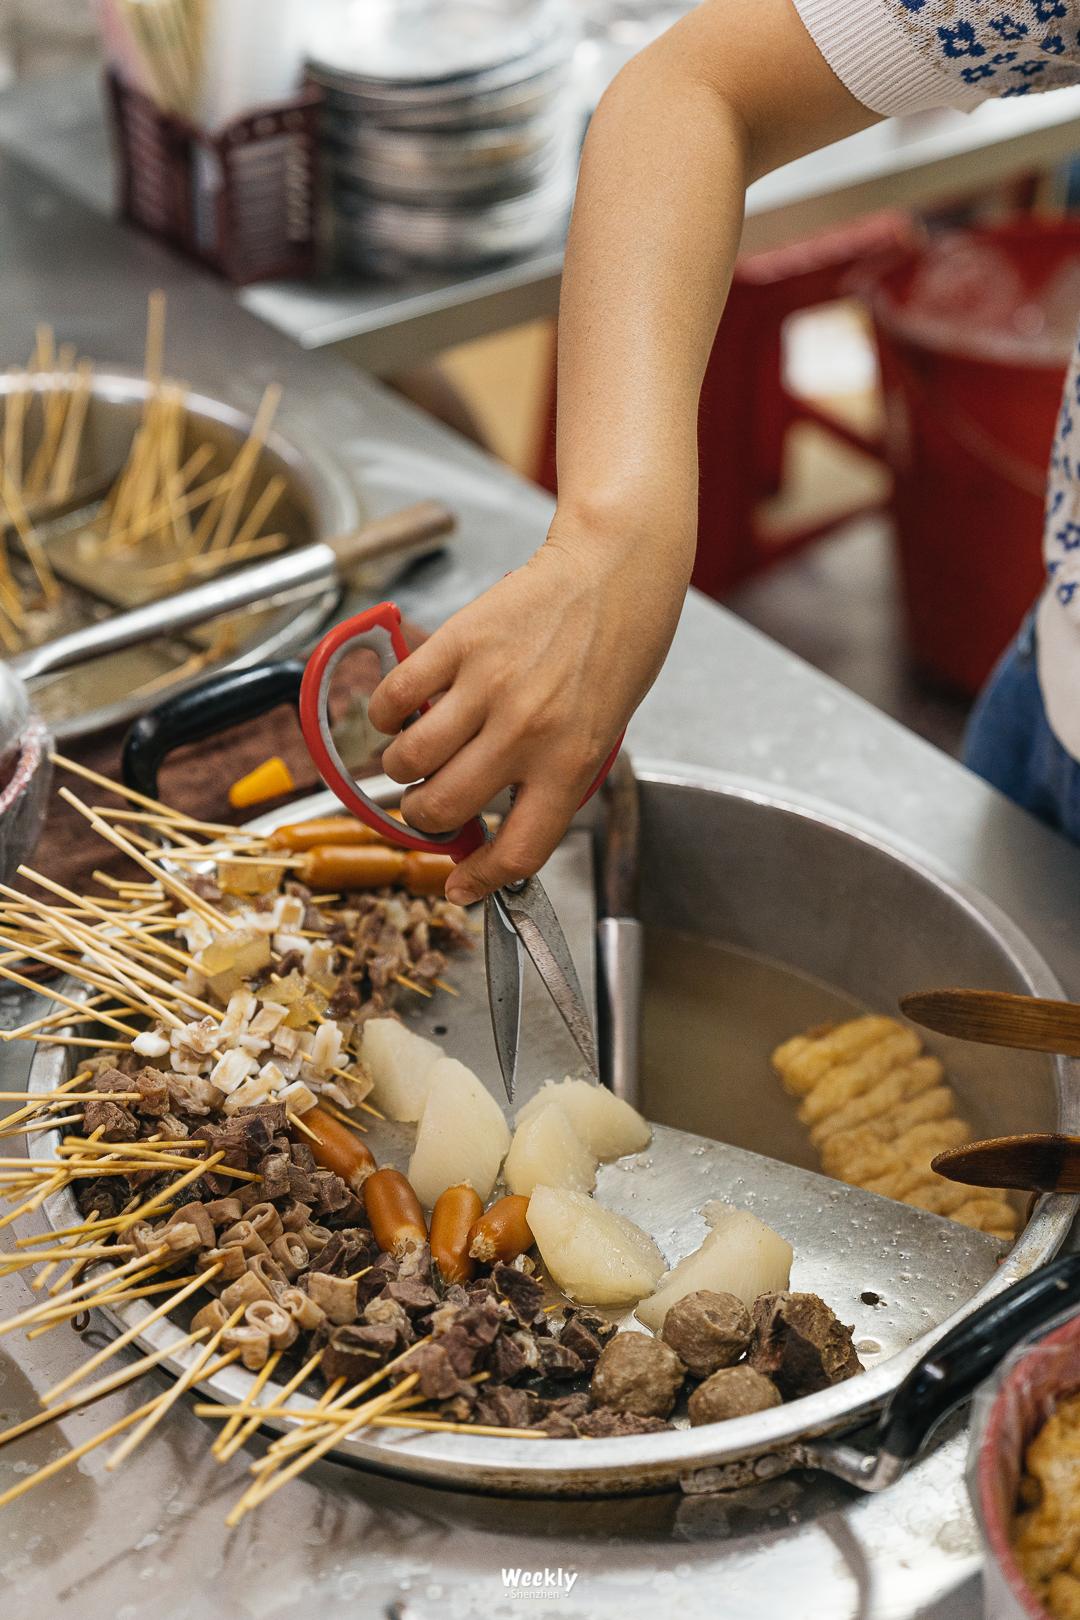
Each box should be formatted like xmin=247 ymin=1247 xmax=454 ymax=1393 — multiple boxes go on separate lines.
xmin=1 ymin=152 xmax=1080 ymax=1620
xmin=5 ymin=67 xmax=1080 ymax=373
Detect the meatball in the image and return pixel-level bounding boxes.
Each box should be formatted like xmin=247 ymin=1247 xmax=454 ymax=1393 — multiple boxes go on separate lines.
xmin=589 ymin=1331 xmax=686 ymax=1419
xmin=748 ymin=1292 xmax=862 ymax=1400
xmin=688 ymin=1365 xmax=782 ymax=1426
xmin=660 ymin=1289 xmax=752 ymax=1378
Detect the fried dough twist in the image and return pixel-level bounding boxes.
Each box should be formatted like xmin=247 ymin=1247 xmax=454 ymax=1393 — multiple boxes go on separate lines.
xmin=771 ymin=1015 xmax=1017 ymax=1242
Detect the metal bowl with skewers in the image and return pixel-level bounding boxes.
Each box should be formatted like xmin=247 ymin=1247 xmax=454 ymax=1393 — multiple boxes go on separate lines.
xmin=0 ymin=299 xmax=358 ymax=738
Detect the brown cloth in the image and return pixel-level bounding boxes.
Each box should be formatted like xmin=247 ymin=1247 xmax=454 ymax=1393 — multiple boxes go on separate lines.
xmin=37 ymin=627 xmax=425 ymax=899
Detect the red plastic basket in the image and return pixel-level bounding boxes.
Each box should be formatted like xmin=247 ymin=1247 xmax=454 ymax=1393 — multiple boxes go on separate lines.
xmin=104 ymin=69 xmax=320 ymax=286
xmin=869 ymin=220 xmax=1080 ymax=695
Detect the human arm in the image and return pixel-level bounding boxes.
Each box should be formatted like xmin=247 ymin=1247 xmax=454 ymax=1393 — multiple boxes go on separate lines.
xmin=368 ymin=0 xmax=952 ymax=903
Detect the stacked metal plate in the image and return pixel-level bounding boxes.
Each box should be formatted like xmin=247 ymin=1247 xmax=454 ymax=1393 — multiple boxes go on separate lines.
xmin=306 ymin=0 xmax=582 ymax=274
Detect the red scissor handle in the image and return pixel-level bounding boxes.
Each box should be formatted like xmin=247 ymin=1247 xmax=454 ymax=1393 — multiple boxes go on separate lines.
xmin=300 ymin=602 xmax=622 ymax=866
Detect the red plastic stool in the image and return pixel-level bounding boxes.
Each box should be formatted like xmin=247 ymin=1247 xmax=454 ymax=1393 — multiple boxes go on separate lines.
xmin=535 ymin=209 xmax=915 ymax=598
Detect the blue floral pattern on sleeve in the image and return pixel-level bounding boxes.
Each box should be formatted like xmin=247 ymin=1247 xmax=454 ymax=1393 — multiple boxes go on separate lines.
xmin=1046 ymin=339 xmax=1080 ymax=618
xmin=883 ymin=0 xmax=1080 ymax=94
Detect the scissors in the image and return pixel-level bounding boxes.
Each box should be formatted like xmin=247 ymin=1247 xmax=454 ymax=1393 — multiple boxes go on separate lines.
xmin=299 ymin=602 xmax=618 ymax=1101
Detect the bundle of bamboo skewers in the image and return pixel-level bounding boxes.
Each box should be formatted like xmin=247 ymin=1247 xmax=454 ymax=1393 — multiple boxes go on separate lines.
xmin=0 ymin=754 xmax=540 ymax=1524
xmin=0 ymin=290 xmax=290 ymax=673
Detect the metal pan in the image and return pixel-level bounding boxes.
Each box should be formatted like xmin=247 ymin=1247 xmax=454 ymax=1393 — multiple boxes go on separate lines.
xmin=23 ymin=765 xmax=1080 ymax=1495
xmin=0 ymin=372 xmax=358 ymax=739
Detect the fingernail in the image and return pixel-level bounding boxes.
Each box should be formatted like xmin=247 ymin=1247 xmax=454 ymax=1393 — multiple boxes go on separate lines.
xmin=446 ymin=881 xmax=480 ymax=907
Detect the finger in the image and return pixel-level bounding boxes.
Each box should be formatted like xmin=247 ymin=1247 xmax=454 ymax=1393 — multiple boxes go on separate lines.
xmin=380 ymin=689 xmax=485 ymax=787
xmin=399 ymin=724 xmax=515 ymax=835
xmin=445 ymin=780 xmax=580 ymax=906
xmin=368 ymin=628 xmax=461 ymax=735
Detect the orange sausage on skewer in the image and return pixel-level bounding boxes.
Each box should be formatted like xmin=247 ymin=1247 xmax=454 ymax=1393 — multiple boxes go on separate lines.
xmin=302 ymin=1105 xmax=376 ymax=1190
xmin=268 ymin=813 xmax=404 ymax=853
xmin=467 ymin=1196 xmax=534 ymax=1266
xmin=430 ymin=1183 xmax=484 ymax=1284
xmin=364 ymin=1168 xmax=428 ymax=1257
xmin=297 ymin=844 xmax=453 ymax=897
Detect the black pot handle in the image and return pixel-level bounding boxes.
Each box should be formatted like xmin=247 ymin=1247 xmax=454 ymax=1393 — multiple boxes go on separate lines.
xmin=122 ymin=660 xmax=304 ymax=801
xmin=875 ymin=1250 xmax=1080 ymax=1464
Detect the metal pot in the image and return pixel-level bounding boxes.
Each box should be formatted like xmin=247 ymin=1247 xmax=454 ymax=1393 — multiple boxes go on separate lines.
xmin=23 ymin=758 xmax=1080 ymax=1495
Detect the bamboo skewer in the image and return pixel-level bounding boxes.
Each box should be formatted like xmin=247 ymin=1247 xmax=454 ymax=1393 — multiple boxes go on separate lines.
xmin=215 ymin=1349 xmax=324 ymax=1465
xmin=0 ymin=1322 xmax=211 ymax=1453
xmin=58 ymin=786 xmax=230 ymax=931
xmin=0 ymin=1350 xmax=237 ymax=1513
xmin=227 ymin=1375 xmax=421 ymax=1525
xmin=211 ymin=1348 xmax=283 ymax=1458
xmin=42 ymin=1260 xmax=223 ymax=1404
xmin=106 ymin=1307 xmax=244 ymax=1470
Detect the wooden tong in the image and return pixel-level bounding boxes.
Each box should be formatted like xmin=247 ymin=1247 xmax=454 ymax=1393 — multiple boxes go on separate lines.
xmin=902 ymin=987 xmax=1080 ymax=1196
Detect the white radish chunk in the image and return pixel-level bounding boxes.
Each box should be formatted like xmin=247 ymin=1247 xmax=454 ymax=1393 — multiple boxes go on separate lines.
xmin=526 ymin=1187 xmax=665 ymax=1306
xmin=516 ymin=1078 xmax=651 ymax=1160
xmin=209 ymin=1048 xmax=256 ymax=1094
xmin=132 ymin=1028 xmax=170 ymax=1059
xmin=361 ymin=1018 xmax=444 ymax=1122
xmin=635 ymin=1205 xmax=793 ymax=1330
xmin=278 ymin=1079 xmax=317 ymax=1115
xmin=408 ymin=1058 xmax=510 ymax=1207
xmin=504 ymin=1104 xmax=597 ymax=1197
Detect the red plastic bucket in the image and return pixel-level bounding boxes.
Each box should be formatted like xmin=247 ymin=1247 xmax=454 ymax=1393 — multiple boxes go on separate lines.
xmin=869 ymin=220 xmax=1080 ymax=695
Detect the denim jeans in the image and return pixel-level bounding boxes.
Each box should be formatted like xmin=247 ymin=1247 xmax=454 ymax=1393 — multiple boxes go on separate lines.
xmin=964 ymin=610 xmax=1080 ymax=844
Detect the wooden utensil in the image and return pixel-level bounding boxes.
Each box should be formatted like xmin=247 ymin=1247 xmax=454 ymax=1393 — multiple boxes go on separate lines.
xmin=900 ymin=988 xmax=1080 ymax=1059
xmin=933 ymin=1134 xmax=1080 ymax=1195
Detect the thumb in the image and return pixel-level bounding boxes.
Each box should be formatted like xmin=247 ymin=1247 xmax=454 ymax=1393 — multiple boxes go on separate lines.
xmin=444 ymin=782 xmax=577 ymax=906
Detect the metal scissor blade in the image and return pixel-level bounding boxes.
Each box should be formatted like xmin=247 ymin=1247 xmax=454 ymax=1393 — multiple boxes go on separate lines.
xmin=498 ymin=876 xmax=599 ymax=1079
xmin=485 ymin=892 xmax=522 ymax=1101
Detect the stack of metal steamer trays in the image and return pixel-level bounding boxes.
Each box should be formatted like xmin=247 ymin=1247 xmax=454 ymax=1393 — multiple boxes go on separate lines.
xmin=306 ymin=0 xmax=582 ymax=274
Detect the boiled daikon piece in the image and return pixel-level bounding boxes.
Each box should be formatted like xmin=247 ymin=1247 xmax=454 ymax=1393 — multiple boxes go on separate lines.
xmin=516 ymin=1078 xmax=650 ymax=1160
xmin=526 ymin=1187 xmax=665 ymax=1306
xmin=408 ymin=1058 xmax=511 ymax=1207
xmin=635 ymin=1205 xmax=792 ymax=1330
xmin=504 ymin=1104 xmax=597 ymax=1197
xmin=361 ymin=1018 xmax=444 ymax=1122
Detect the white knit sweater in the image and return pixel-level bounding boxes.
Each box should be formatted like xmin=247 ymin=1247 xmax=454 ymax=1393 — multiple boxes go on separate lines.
xmin=792 ymin=0 xmax=1080 ymax=752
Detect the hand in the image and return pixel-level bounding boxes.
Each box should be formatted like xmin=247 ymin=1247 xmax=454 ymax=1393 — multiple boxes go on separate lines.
xmin=368 ymin=515 xmax=691 ymax=904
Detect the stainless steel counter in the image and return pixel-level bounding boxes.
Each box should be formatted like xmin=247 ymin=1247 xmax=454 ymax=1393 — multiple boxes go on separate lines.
xmin=5 ymin=67 xmax=1080 ymax=373
xmin=1 ymin=150 xmax=1080 ymax=1619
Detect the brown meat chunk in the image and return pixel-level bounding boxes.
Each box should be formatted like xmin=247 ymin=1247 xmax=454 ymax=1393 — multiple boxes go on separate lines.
xmin=688 ymin=1365 xmax=782 ymax=1426
xmin=590 ymin=1332 xmax=685 ymax=1419
xmin=404 ymin=1341 xmax=469 ymax=1401
xmin=131 ymin=1067 xmax=171 ymax=1116
xmin=537 ymin=1339 xmax=585 ymax=1380
xmin=574 ymin=1408 xmax=672 ymax=1438
xmin=490 ymin=1262 xmax=544 ymax=1324
xmin=258 ymin=1152 xmax=292 ymax=1202
xmin=558 ymin=1315 xmax=604 ymax=1370
xmin=321 ymin=1322 xmax=399 ymax=1383
xmin=474 ymin=1387 xmax=537 ymax=1430
xmin=661 ymin=1290 xmax=753 ymax=1379
xmin=82 ymin=1098 xmax=138 ymax=1141
xmin=748 ymin=1292 xmax=862 ymax=1400
xmin=386 ymin=1275 xmax=440 ymax=1316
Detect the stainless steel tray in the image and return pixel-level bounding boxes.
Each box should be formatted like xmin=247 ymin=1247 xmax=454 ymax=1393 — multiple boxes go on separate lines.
xmin=25 ymin=769 xmax=1079 ymax=1496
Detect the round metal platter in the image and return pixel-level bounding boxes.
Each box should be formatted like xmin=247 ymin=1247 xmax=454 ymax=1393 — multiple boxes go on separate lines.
xmin=23 ymin=769 xmax=1080 ymax=1496
xmin=319 ymin=69 xmax=569 ymax=129
xmin=306 ymin=0 xmax=576 ymax=90
xmin=323 ymin=128 xmax=568 ymax=203
xmin=334 ymin=164 xmax=575 ymax=268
